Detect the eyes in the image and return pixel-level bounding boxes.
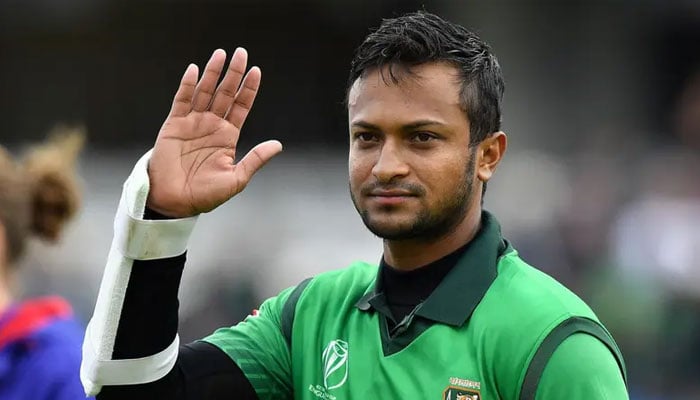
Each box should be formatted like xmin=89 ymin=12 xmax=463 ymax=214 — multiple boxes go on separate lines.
xmin=412 ymin=132 xmax=436 ymax=143
xmin=353 ymin=131 xmax=439 ymax=146
xmin=355 ymin=132 xmax=378 ymax=142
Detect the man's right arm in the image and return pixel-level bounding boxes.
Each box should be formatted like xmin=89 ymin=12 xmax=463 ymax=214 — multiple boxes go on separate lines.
xmin=79 ymin=152 xmax=256 ymax=399
xmin=82 ymin=47 xmax=284 ymax=399
xmin=82 ymin=151 xmax=293 ymax=399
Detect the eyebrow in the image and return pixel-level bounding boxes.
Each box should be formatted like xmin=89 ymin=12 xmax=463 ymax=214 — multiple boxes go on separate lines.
xmin=351 ymin=119 xmax=446 ymax=131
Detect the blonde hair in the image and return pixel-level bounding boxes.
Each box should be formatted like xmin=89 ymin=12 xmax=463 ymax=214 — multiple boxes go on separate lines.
xmin=0 ymin=126 xmax=85 ymax=266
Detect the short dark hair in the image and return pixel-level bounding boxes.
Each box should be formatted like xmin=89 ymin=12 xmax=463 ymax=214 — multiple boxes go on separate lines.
xmin=348 ymin=11 xmax=505 ymax=145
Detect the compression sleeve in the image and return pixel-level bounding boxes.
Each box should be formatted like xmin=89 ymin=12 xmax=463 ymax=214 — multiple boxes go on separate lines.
xmin=535 ymin=333 xmax=629 ymax=400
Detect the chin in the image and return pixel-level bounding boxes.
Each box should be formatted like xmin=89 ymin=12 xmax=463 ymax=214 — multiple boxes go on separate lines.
xmin=364 ymin=218 xmax=418 ymax=240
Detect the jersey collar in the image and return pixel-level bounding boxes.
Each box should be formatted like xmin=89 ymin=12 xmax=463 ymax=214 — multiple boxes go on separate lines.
xmin=355 ymin=210 xmax=509 ymax=327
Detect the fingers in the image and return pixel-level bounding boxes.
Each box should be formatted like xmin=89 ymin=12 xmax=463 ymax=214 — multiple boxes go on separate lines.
xmin=169 ymin=64 xmax=199 ymax=118
xmin=235 ymin=140 xmax=283 ymax=183
xmin=226 ymin=66 xmax=262 ymax=129
xmin=191 ymin=49 xmax=228 ymax=112
xmin=210 ymin=48 xmax=248 ymax=117
xmin=170 ymin=48 xmax=260 ymax=123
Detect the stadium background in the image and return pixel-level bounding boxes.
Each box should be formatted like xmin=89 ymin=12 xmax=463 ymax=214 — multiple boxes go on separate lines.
xmin=2 ymin=0 xmax=699 ymax=398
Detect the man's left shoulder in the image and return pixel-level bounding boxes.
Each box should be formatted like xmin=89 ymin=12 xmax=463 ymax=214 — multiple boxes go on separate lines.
xmin=487 ymin=251 xmax=598 ymax=321
xmin=471 ymin=251 xmax=602 ymax=352
xmin=469 ymin=252 xmax=612 ymax=397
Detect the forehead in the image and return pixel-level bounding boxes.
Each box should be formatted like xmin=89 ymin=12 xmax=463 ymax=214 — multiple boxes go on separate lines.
xmin=348 ymin=62 xmax=465 ymax=125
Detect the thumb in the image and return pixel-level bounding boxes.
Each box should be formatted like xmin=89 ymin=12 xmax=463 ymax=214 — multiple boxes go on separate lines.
xmin=234 ymin=140 xmax=283 ymax=184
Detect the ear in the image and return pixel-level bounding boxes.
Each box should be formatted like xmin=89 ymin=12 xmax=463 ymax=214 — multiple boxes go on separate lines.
xmin=476 ymin=131 xmax=507 ymax=183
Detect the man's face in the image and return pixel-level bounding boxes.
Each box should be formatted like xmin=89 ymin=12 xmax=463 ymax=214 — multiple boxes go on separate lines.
xmin=348 ymin=62 xmax=478 ymax=241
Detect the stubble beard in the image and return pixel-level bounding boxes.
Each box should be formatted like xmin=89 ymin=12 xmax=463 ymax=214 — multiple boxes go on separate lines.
xmin=350 ymin=155 xmax=476 ymax=242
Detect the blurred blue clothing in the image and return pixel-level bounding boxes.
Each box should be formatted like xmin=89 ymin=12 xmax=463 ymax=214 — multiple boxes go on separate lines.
xmin=0 ymin=296 xmax=92 ymax=400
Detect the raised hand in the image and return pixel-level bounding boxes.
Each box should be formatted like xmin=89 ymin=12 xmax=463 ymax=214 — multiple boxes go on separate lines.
xmin=146 ymin=48 xmax=282 ymax=218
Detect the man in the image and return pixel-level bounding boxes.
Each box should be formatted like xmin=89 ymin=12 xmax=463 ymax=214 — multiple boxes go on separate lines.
xmin=81 ymin=11 xmax=628 ymax=400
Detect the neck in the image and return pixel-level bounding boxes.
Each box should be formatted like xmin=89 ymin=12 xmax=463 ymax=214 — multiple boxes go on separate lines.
xmin=382 ymin=206 xmax=482 ymax=271
xmin=0 ymin=264 xmax=13 ymax=314
xmin=0 ymin=282 xmax=11 ymax=316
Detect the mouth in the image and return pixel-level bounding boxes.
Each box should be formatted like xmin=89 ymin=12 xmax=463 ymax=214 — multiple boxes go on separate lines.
xmin=368 ymin=190 xmax=416 ymax=197
xmin=366 ymin=190 xmax=418 ymax=205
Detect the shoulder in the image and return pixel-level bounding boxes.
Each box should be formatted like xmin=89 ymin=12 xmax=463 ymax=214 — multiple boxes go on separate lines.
xmin=304 ymin=260 xmax=377 ymax=295
xmin=288 ymin=261 xmax=378 ymax=314
xmin=474 ymin=251 xmax=606 ymax=397
xmin=3 ymin=296 xmax=85 ymax=359
xmin=9 ymin=315 xmax=87 ymax=399
xmin=25 ymin=315 xmax=85 ymax=371
xmin=307 ymin=261 xmax=378 ymax=290
xmin=484 ymin=250 xmax=598 ymax=325
xmin=31 ymin=316 xmax=85 ymax=349
xmin=256 ymin=261 xmax=378 ymax=317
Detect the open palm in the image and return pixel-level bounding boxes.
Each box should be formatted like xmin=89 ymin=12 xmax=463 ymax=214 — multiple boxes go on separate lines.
xmin=147 ymin=48 xmax=282 ymax=217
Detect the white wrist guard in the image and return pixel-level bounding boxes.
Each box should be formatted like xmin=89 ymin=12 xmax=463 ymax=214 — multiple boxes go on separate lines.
xmin=80 ymin=150 xmax=197 ymax=395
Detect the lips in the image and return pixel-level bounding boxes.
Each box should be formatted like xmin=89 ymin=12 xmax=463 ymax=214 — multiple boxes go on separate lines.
xmin=360 ymin=183 xmax=424 ymax=201
xmin=368 ymin=190 xmax=416 ymax=197
xmin=366 ymin=190 xmax=418 ymax=206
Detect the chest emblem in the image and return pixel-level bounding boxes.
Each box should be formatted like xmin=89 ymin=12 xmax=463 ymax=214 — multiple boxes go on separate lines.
xmin=444 ymin=388 xmax=480 ymax=400
xmin=444 ymin=377 xmax=481 ymax=400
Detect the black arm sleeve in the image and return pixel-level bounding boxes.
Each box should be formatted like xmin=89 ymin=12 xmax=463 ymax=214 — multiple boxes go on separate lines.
xmin=97 ymin=208 xmax=258 ymax=399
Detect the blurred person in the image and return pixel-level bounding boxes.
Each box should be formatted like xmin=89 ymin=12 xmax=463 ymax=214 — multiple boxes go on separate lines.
xmin=603 ymin=68 xmax=700 ymax=399
xmin=82 ymin=12 xmax=628 ymax=400
xmin=0 ymin=129 xmax=93 ymax=399
xmin=610 ymin=152 xmax=700 ymax=399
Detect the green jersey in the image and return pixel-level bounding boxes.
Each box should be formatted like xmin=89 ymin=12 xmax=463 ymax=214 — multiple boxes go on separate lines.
xmin=204 ymin=213 xmax=627 ymax=399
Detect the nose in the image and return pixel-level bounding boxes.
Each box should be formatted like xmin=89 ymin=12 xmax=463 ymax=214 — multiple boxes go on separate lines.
xmin=371 ymin=141 xmax=409 ymax=183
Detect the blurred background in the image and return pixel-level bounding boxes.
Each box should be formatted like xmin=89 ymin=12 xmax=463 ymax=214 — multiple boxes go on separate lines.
xmin=2 ymin=0 xmax=699 ymax=398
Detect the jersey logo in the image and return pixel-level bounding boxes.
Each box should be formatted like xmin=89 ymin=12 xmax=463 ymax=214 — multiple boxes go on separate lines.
xmin=322 ymin=339 xmax=349 ymax=390
xmin=308 ymin=340 xmax=349 ymax=400
xmin=443 ymin=387 xmax=480 ymax=400
xmin=444 ymin=378 xmax=481 ymax=400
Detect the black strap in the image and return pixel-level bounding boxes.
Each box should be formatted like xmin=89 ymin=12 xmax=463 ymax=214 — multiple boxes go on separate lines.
xmin=519 ymin=316 xmax=627 ymax=400
xmin=280 ymin=278 xmax=313 ymax=347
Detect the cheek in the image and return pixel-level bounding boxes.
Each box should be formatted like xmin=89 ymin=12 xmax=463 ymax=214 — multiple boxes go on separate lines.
xmin=348 ymin=152 xmax=374 ymax=185
xmin=421 ymin=155 xmax=469 ymax=190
